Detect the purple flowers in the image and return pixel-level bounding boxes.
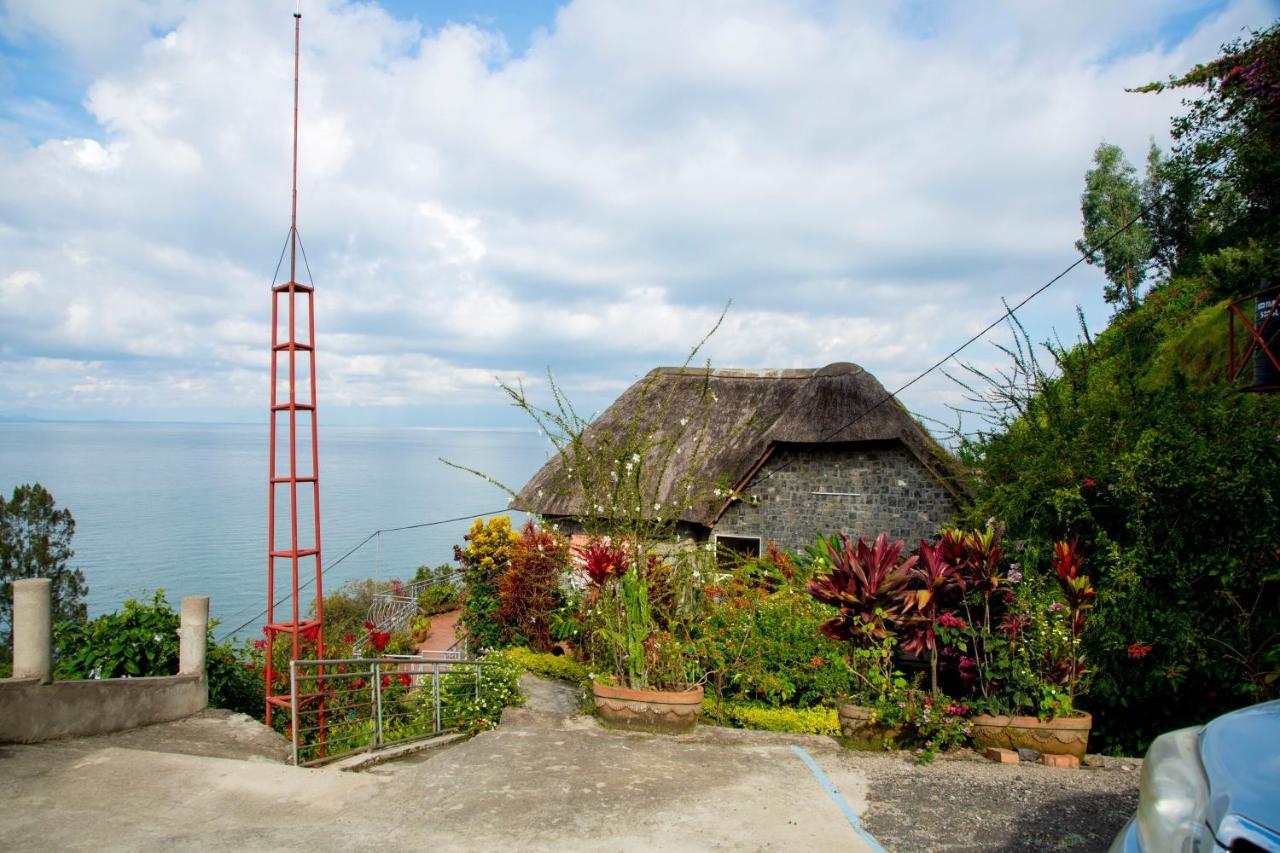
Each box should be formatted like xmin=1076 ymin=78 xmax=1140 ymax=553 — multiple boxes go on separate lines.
xmin=1007 ymin=569 xmax=1023 ymax=583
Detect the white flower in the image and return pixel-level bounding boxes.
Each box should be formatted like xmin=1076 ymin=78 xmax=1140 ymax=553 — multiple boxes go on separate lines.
xmin=153 ymin=633 xmax=163 ymax=643
xmin=679 ymin=418 xmax=689 ymax=427
xmin=713 ymin=488 xmax=722 ymax=497
xmin=653 ymin=502 xmax=661 ymax=511
xmin=631 ymin=453 xmax=640 ymax=463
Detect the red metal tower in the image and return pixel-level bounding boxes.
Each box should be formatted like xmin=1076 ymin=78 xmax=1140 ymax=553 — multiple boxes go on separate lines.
xmin=265 ymin=8 xmax=325 ymax=725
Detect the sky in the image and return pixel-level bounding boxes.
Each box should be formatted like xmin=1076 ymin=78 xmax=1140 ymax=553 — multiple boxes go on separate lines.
xmin=1 ymin=0 xmax=1277 ymax=430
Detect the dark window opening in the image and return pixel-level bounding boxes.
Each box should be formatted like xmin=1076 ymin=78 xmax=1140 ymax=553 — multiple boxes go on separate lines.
xmin=715 ymin=535 xmax=761 ymax=569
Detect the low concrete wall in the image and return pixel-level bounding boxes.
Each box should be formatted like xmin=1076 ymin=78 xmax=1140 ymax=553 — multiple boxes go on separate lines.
xmin=0 ymin=673 xmax=207 ymax=743
xmin=0 ymin=582 xmax=210 ymax=744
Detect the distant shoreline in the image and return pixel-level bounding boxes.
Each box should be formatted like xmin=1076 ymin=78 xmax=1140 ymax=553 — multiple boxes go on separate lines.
xmin=0 ymin=418 xmax=538 ymax=433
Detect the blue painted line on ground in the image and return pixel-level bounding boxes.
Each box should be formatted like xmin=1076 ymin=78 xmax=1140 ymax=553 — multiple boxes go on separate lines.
xmin=790 ymin=744 xmax=888 ymax=853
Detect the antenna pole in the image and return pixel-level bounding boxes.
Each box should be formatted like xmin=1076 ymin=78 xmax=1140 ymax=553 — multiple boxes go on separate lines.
xmin=290 ymin=8 xmax=300 ymax=283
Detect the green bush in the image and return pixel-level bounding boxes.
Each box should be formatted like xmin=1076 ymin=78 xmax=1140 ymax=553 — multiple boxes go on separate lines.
xmin=320 ymin=578 xmax=384 ymax=641
xmin=456 ymin=517 xmax=518 ymax=651
xmin=437 ymin=650 xmax=525 ymax=733
xmin=694 ymin=581 xmax=854 ymax=709
xmin=417 ymin=585 xmax=460 ymax=616
xmin=53 ymin=590 xmax=263 ymax=717
xmin=959 ymin=318 xmax=1280 ymax=753
xmin=701 ymin=698 xmax=840 ymax=736
xmin=507 ymin=646 xmax=591 ymax=686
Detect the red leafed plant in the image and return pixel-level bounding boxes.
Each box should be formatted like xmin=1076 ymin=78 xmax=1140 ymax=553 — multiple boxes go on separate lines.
xmin=497 ymin=520 xmax=571 ymax=652
xmin=900 ymin=540 xmax=963 ymax=692
xmin=806 ymin=531 xmax=915 ymax=646
xmin=575 ymin=536 xmax=629 ymax=587
xmin=1051 ymin=539 xmax=1094 ymax=705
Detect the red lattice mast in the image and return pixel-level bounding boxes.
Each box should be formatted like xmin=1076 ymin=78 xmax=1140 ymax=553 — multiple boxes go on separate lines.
xmin=265 ymin=7 xmax=324 ymax=725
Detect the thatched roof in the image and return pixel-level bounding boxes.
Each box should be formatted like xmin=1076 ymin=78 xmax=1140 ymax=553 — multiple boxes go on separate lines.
xmin=512 ymin=362 xmax=966 ymax=527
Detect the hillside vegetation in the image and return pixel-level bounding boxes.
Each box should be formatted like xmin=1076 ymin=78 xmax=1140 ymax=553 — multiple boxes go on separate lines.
xmin=954 ymin=24 xmax=1280 ymax=754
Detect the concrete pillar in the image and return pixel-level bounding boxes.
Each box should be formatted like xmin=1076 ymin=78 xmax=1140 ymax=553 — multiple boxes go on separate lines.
xmin=178 ymin=595 xmax=209 ymax=677
xmin=12 ymin=578 xmax=52 ymax=682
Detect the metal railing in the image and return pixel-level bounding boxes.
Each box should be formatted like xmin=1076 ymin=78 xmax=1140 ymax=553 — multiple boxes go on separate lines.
xmin=353 ymin=577 xmax=463 ymax=652
xmin=288 ymin=656 xmax=492 ymax=766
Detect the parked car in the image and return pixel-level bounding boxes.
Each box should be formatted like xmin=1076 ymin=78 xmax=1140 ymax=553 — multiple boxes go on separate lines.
xmin=1110 ymin=699 xmax=1280 ymax=852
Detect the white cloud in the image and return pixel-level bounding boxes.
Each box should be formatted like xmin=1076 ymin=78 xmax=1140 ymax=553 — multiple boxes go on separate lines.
xmin=0 ymin=0 xmax=1273 ymax=427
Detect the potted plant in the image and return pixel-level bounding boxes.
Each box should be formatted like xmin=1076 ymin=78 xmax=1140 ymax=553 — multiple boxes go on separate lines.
xmin=938 ymin=533 xmax=1095 ymax=758
xmin=805 ymin=531 xmax=917 ymax=748
xmin=584 ymin=544 xmax=705 ymax=732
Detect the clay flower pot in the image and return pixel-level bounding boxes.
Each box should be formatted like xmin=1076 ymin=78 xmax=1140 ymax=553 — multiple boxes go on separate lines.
xmin=970 ymin=712 xmax=1092 ymax=759
xmin=838 ymin=704 xmax=902 ymax=750
xmin=592 ymin=681 xmax=703 ymax=733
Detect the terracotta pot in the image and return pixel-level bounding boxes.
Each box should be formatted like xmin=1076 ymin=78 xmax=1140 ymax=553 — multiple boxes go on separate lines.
xmin=970 ymin=712 xmax=1092 ymax=758
xmin=838 ymin=704 xmax=902 ymax=751
xmin=592 ymin=682 xmax=703 ymax=734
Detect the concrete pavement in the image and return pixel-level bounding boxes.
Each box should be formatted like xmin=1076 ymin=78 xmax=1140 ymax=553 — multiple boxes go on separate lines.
xmin=0 ymin=693 xmax=876 ymax=851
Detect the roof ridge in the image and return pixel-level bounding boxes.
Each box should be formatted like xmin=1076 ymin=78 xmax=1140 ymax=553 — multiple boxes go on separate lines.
xmin=649 ymin=362 xmax=863 ymax=379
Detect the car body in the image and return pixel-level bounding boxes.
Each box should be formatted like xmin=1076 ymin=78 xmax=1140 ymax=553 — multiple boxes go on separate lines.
xmin=1111 ymin=699 xmax=1280 ymax=852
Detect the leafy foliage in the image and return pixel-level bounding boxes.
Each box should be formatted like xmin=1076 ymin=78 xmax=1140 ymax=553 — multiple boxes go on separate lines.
xmin=1 ymin=483 xmax=87 ymax=656
xmin=496 ymin=521 xmax=570 ymax=651
xmin=804 ymin=531 xmax=914 ymax=645
xmin=435 ymin=650 xmax=525 ymax=734
xmin=506 ymin=645 xmax=591 ymax=686
xmin=1076 ymin=142 xmax=1153 ymax=308
xmin=701 ymin=698 xmax=840 ymax=736
xmin=695 ymin=577 xmax=854 ymax=709
xmin=455 ymin=516 xmax=518 ymax=651
xmin=53 ymin=590 xmax=263 ymax=717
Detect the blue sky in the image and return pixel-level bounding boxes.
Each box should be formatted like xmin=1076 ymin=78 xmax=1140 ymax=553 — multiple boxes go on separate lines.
xmin=0 ymin=0 xmax=1277 ymax=429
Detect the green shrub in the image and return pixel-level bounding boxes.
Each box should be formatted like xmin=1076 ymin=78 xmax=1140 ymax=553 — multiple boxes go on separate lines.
xmin=695 ymin=582 xmax=855 ymax=708
xmin=417 ymin=585 xmax=460 ymax=616
xmin=456 ymin=517 xmax=518 ymax=651
xmin=507 ymin=646 xmax=590 ymax=686
xmin=701 ymin=698 xmax=840 ymax=736
xmin=437 ymin=650 xmax=525 ymax=733
xmin=53 ymin=590 xmax=263 ymax=717
xmin=320 ymin=578 xmax=385 ymax=641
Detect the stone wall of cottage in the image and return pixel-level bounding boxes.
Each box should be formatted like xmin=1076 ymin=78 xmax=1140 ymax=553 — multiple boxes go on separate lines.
xmin=714 ymin=442 xmax=959 ymax=553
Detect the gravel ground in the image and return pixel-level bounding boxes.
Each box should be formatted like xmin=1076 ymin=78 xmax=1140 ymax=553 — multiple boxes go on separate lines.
xmin=856 ymin=749 xmax=1141 ymax=852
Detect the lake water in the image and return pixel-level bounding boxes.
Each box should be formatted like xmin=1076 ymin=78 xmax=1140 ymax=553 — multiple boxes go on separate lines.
xmin=0 ymin=422 xmax=545 ymax=640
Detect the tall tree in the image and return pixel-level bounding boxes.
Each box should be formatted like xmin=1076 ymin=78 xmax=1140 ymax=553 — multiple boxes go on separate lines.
xmin=1133 ymin=23 xmax=1279 ymax=297
xmin=0 ymin=483 xmax=87 ymax=652
xmin=1075 ymin=142 xmax=1153 ymax=310
xmin=1139 ymin=142 xmax=1201 ymax=280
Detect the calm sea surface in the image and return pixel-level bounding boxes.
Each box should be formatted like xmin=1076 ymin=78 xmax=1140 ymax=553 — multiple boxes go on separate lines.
xmin=0 ymin=423 xmax=544 ymax=639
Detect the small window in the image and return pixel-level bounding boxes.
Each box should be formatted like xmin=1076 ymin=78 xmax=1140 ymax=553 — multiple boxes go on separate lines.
xmin=713 ymin=534 xmax=761 ymax=569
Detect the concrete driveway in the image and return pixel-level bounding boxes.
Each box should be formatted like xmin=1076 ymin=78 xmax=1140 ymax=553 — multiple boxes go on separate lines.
xmin=0 ymin=679 xmax=1139 ymax=851
xmin=0 ymin=703 xmax=877 ymax=852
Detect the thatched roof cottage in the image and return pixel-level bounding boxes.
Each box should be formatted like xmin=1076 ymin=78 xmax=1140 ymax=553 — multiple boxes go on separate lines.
xmin=512 ymin=362 xmax=966 ymax=556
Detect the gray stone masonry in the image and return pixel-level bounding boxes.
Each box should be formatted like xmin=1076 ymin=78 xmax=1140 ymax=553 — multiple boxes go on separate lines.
xmin=715 ymin=442 xmax=958 ymax=553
